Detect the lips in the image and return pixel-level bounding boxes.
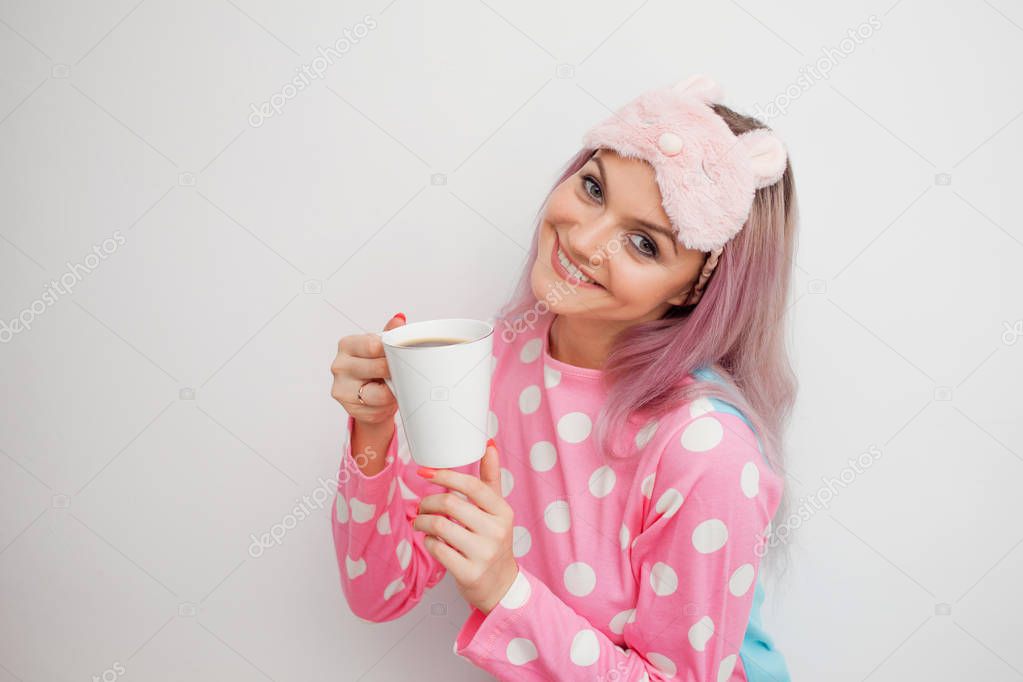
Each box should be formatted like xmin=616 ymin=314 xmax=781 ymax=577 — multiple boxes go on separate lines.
xmin=551 ymin=234 xmax=603 ymax=289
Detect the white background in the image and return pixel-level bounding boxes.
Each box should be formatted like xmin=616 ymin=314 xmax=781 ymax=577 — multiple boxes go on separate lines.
xmin=1 ymin=0 xmax=1021 ymax=680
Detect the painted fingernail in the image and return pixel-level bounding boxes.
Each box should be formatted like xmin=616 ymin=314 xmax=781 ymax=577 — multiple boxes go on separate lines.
xmin=394 ymin=312 xmax=406 ymax=322
xmin=486 ymin=438 xmax=496 ymax=450
xmin=416 ymin=466 xmax=436 ymax=478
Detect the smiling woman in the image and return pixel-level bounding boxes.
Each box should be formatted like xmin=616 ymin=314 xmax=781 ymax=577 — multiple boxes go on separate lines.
xmin=533 ymin=148 xmax=714 ymax=361
xmin=332 ymin=73 xmax=799 ymax=682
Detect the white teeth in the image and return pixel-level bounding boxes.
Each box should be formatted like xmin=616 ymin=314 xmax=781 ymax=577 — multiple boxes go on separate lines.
xmin=557 ymin=246 xmax=594 ymax=284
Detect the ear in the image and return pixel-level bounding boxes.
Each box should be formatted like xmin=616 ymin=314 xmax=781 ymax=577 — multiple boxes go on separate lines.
xmin=672 ymin=74 xmax=724 ymax=104
xmin=665 ymin=285 xmax=692 ymax=307
xmin=737 ymin=128 xmax=787 ymax=188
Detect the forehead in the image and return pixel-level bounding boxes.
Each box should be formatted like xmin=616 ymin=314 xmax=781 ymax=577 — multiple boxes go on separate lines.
xmin=591 ymin=149 xmax=671 ymax=226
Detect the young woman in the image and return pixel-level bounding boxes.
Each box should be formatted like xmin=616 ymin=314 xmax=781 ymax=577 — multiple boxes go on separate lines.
xmin=330 ymin=74 xmax=798 ymax=681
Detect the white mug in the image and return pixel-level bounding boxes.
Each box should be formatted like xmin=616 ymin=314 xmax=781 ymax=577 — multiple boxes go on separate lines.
xmin=377 ymin=318 xmax=494 ymax=468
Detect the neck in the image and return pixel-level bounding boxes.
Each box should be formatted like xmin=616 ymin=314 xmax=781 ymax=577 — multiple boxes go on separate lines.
xmin=548 ymin=314 xmax=619 ymax=370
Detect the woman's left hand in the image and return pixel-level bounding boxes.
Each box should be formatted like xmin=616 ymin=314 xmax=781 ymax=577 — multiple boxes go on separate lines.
xmin=413 ymin=439 xmax=519 ymax=615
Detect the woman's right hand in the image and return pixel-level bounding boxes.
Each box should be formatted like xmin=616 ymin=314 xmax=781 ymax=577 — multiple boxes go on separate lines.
xmin=331 ymin=313 xmax=407 ymax=427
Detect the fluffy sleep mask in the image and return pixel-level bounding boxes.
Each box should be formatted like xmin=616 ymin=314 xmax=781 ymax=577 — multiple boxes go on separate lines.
xmin=580 ymin=74 xmax=788 ymax=305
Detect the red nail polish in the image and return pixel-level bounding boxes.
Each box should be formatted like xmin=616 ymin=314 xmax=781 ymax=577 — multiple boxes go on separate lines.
xmin=394 ymin=312 xmax=406 ymax=322
xmin=417 ymin=466 xmax=436 ymax=478
xmin=486 ymin=438 xmax=496 ymax=450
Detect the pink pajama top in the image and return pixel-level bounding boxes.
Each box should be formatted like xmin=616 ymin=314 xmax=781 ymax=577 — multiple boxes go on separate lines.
xmin=333 ymin=311 xmax=790 ymax=681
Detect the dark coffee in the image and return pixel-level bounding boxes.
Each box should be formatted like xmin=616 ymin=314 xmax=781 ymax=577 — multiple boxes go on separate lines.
xmin=397 ymin=337 xmax=470 ymax=348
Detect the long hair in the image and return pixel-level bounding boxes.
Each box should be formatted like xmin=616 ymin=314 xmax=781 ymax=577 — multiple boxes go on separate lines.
xmin=496 ymin=103 xmax=799 ymax=580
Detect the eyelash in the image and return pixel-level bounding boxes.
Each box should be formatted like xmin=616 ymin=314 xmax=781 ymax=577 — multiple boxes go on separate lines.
xmin=580 ymin=174 xmax=659 ymax=259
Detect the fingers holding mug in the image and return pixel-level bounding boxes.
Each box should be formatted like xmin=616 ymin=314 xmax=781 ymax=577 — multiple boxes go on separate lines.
xmin=354 ymin=378 xmax=393 ymax=407
xmin=330 ymin=313 xmax=406 ymax=425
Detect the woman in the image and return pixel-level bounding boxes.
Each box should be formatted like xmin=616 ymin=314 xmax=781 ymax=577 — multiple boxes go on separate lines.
xmin=330 ymin=74 xmax=798 ymax=681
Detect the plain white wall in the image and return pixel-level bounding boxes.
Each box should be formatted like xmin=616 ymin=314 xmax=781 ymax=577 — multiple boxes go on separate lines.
xmin=1 ymin=0 xmax=1021 ymax=680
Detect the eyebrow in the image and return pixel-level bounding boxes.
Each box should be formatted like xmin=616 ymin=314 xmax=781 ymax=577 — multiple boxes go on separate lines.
xmin=592 ymin=155 xmax=678 ymax=256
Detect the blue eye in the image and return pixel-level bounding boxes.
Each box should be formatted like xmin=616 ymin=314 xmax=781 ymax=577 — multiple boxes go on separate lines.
xmin=629 ymin=234 xmax=658 ymax=258
xmin=581 ymin=175 xmax=602 ymax=201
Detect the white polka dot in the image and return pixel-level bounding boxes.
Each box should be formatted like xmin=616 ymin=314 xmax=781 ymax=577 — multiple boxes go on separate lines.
xmin=383 ymin=576 xmax=405 ymax=600
xmin=398 ymin=477 xmax=417 ymax=500
xmin=519 ymin=385 xmax=541 ymax=414
xmin=654 ymin=488 xmax=685 ymax=518
xmin=335 ymin=495 xmax=349 ymax=523
xmin=588 ymin=465 xmax=616 ymax=498
xmin=681 ymin=416 xmax=724 ymax=452
xmin=718 ymin=654 xmax=737 ymax=682
xmin=619 ymin=523 xmax=630 ymax=551
xmin=647 ymin=652 xmax=677 ymax=677
xmin=564 ymin=561 xmax=597 ymax=596
xmin=650 ymin=562 xmax=678 ymax=596
xmin=350 ymin=497 xmax=376 ymax=523
xmin=530 ymin=441 xmax=558 ymax=472
xmin=729 ymin=564 xmax=755 ymax=597
xmin=506 ymin=638 xmax=538 ymax=665
xmin=639 ymin=672 xmax=649 ymax=682
xmin=500 ymin=570 xmax=531 ymax=609
xmin=570 ymin=629 xmax=600 ymax=666
xmin=741 ymin=461 xmax=760 ymax=498
xmin=544 ymin=500 xmax=571 ymax=533
xmin=500 ymin=467 xmax=514 ymax=497
xmin=487 ymin=410 xmax=499 ymax=438
xmin=557 ymin=412 xmax=592 ymax=443
xmin=692 ymin=519 xmax=729 ymax=553
xmin=345 ymin=554 xmax=366 ymax=579
xmin=544 ymin=364 xmax=561 ymax=388
xmin=688 ymin=616 xmax=715 ymax=651
xmin=609 ymin=608 xmax=636 ymax=635
xmin=520 ymin=338 xmax=542 ymax=363
xmin=376 ymin=511 xmax=391 ymax=535
xmin=635 ymin=419 xmax=659 ymax=449
xmin=689 ymin=397 xmax=715 ymax=417
xmin=387 ymin=479 xmax=396 ymax=505
xmin=396 ymin=539 xmax=412 ymax=570
xmin=512 ymin=525 xmax=532 ymax=557
xmin=640 ymin=473 xmax=656 ymax=499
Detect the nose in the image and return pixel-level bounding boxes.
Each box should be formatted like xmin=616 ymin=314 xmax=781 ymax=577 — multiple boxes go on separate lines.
xmin=563 ymin=215 xmax=617 ymax=270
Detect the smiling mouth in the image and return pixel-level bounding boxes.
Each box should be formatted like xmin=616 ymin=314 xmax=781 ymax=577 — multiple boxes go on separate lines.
xmin=551 ymin=235 xmax=603 ymax=288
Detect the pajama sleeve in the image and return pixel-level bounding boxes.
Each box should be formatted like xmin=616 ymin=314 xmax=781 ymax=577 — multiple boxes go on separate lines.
xmin=453 ymin=410 xmax=779 ymax=681
xmin=332 ymin=411 xmax=476 ymax=622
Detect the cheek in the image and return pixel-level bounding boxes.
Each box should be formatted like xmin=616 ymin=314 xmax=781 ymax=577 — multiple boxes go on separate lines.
xmin=543 ymin=184 xmax=582 ymax=225
xmin=609 ymin=261 xmax=680 ymax=304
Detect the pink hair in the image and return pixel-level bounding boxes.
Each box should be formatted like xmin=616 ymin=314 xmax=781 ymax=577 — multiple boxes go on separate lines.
xmin=495 ymin=104 xmax=800 ymax=577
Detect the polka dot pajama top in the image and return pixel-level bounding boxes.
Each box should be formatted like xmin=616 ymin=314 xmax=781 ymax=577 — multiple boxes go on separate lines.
xmin=333 ymin=312 xmax=791 ymax=681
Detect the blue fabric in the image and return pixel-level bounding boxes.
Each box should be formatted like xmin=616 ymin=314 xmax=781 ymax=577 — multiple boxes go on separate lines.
xmin=691 ymin=366 xmax=791 ymax=682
